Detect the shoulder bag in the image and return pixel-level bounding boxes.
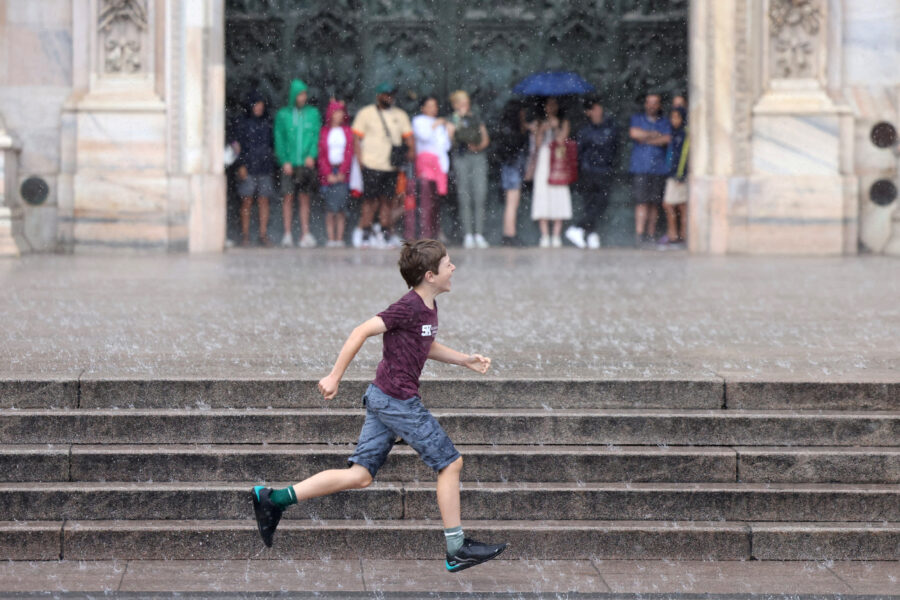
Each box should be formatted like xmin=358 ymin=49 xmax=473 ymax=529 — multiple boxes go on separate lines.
xmin=377 ymin=108 xmax=407 ymax=168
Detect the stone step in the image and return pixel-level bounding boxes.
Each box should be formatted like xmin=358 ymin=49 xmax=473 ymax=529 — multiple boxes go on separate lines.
xmin=2 ymin=378 xmax=725 ymax=409
xmin=735 ymin=446 xmax=900 ymax=483
xmin=4 ymin=519 xmax=897 ymax=561
xmin=0 ymin=444 xmax=736 ymax=483
xmin=2 ymin=408 xmax=897 ymax=446
xmin=3 ymin=378 xmax=897 ymax=411
xmin=725 ymin=380 xmax=899 ymax=411
xmin=3 ymin=444 xmax=898 ymax=484
xmin=3 ymin=482 xmax=897 ymax=522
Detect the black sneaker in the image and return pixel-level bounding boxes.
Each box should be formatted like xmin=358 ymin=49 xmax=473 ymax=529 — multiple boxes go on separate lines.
xmin=445 ymin=537 xmax=508 ymax=573
xmin=251 ymin=485 xmax=283 ymax=548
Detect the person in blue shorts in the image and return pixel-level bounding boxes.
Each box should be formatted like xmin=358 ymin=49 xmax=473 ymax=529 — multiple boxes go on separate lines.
xmin=251 ymin=239 xmax=508 ymax=572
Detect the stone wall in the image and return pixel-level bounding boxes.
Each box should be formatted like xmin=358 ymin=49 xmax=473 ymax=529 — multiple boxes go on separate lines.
xmin=0 ymin=0 xmax=74 ymax=251
xmin=841 ymin=0 xmax=900 ymax=254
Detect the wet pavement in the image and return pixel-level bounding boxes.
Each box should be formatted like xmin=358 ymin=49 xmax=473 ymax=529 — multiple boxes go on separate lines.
xmin=0 ymin=247 xmax=898 ymax=383
xmin=0 ymin=558 xmax=897 ymax=597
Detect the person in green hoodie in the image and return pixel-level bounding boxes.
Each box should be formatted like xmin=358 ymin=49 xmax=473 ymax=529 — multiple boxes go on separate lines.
xmin=274 ymin=79 xmax=322 ymax=248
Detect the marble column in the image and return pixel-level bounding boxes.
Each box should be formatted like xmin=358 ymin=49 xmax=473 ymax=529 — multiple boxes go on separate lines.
xmin=0 ymin=113 xmax=24 ymax=256
xmin=167 ymin=0 xmax=225 ymax=253
xmin=690 ymin=0 xmax=857 ymax=255
xmin=60 ymin=0 xmax=225 ymax=253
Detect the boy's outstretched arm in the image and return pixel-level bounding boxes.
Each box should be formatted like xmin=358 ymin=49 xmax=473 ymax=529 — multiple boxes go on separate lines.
xmin=428 ymin=341 xmax=491 ymax=374
xmin=318 ymin=317 xmax=387 ymax=399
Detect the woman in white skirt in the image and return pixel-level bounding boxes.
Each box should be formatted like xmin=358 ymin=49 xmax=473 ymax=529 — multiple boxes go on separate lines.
xmin=530 ymin=97 xmax=572 ymax=247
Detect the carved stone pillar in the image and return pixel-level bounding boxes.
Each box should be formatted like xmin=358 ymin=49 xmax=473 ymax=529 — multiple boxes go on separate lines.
xmin=690 ymin=0 xmax=856 ymax=254
xmin=747 ymin=0 xmax=856 ymax=254
xmin=62 ymin=0 xmax=169 ymax=252
xmin=60 ymin=0 xmax=225 ymax=253
xmin=0 ymin=114 xmax=25 ymax=257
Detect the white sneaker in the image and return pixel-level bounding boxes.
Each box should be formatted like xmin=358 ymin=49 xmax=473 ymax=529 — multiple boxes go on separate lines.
xmin=474 ymin=234 xmax=489 ymax=249
xmin=551 ymin=235 xmax=562 ymax=248
xmin=281 ymin=233 xmax=293 ymax=247
xmin=539 ymin=235 xmax=550 ymax=248
xmin=565 ymin=226 xmax=586 ymax=248
xmin=463 ymin=234 xmax=476 ymax=249
xmin=386 ymin=234 xmax=402 ymax=249
xmin=351 ymin=227 xmax=363 ymax=248
xmin=586 ymin=232 xmax=601 ymax=249
xmin=300 ymin=233 xmax=317 ymax=248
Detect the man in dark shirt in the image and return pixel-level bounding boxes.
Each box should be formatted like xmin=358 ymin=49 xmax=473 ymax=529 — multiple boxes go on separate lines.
xmin=566 ymin=96 xmax=618 ymax=249
xmin=251 ymin=240 xmax=507 ymax=572
xmin=231 ymin=91 xmax=275 ymax=246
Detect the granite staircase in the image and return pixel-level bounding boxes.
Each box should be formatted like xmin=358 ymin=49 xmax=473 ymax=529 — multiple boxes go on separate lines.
xmin=1 ymin=378 xmax=898 ymax=561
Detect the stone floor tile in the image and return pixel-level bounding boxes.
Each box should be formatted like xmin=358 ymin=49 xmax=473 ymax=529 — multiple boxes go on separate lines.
xmin=361 ymin=559 xmax=608 ymax=593
xmin=593 ymin=559 xmax=855 ymax=595
xmin=0 ymin=560 xmax=126 ymax=592
xmin=117 ymin=559 xmax=365 ymax=593
xmin=826 ymin=560 xmax=900 ymax=594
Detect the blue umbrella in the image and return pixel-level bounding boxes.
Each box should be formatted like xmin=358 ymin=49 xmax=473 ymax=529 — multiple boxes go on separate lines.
xmin=512 ymin=71 xmax=595 ymax=96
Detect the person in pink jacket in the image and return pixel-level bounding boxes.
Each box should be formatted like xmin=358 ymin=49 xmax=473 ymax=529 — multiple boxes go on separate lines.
xmin=318 ymin=100 xmax=354 ymax=247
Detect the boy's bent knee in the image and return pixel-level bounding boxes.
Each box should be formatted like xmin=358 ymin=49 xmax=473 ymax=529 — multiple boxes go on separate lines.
xmin=440 ymin=456 xmax=463 ymax=475
xmin=349 ymin=465 xmax=374 ymax=489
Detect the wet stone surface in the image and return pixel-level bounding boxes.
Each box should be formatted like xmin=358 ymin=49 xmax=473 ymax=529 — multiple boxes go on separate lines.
xmin=0 ymin=249 xmax=897 ymax=384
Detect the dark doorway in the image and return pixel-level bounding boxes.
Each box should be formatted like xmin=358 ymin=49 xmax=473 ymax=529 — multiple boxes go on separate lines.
xmin=225 ymin=0 xmax=688 ymax=246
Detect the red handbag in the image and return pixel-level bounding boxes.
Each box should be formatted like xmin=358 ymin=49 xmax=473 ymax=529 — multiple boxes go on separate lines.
xmin=548 ymin=138 xmax=578 ymax=185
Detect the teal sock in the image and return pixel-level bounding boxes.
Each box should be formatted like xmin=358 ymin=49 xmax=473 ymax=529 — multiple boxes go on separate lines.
xmin=269 ymin=486 xmax=297 ymax=509
xmin=444 ymin=526 xmax=464 ymax=555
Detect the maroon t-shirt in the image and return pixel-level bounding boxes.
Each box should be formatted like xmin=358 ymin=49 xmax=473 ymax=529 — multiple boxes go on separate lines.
xmin=373 ymin=290 xmax=438 ymax=400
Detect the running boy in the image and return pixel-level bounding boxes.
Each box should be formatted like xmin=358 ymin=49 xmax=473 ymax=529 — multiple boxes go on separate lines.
xmin=251 ymin=239 xmax=508 ymax=572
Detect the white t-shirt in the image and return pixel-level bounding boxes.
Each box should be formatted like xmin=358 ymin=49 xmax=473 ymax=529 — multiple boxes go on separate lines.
xmin=412 ymin=114 xmax=451 ymax=174
xmin=327 ymin=128 xmax=347 ymax=166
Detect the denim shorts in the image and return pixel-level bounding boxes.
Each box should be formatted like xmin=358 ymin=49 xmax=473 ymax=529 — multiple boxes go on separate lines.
xmin=237 ymin=174 xmax=276 ymax=199
xmin=500 ymin=154 xmax=526 ymax=191
xmin=348 ymin=383 xmax=460 ymax=478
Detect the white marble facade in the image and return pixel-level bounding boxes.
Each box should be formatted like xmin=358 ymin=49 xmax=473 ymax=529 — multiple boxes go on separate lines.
xmin=0 ymin=0 xmax=897 ymax=254
xmin=0 ymin=0 xmax=224 ymax=253
xmin=689 ymin=0 xmax=900 ymax=255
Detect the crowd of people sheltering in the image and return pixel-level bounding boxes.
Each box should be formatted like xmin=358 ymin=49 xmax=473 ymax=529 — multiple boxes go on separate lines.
xmin=227 ymin=79 xmax=689 ymax=250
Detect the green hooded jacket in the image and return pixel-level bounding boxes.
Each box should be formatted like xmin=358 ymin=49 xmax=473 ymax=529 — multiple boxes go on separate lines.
xmin=274 ymin=79 xmax=322 ymax=166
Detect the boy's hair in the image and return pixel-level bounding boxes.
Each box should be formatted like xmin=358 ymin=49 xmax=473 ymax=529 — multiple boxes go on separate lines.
xmin=399 ymin=239 xmax=447 ymax=288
